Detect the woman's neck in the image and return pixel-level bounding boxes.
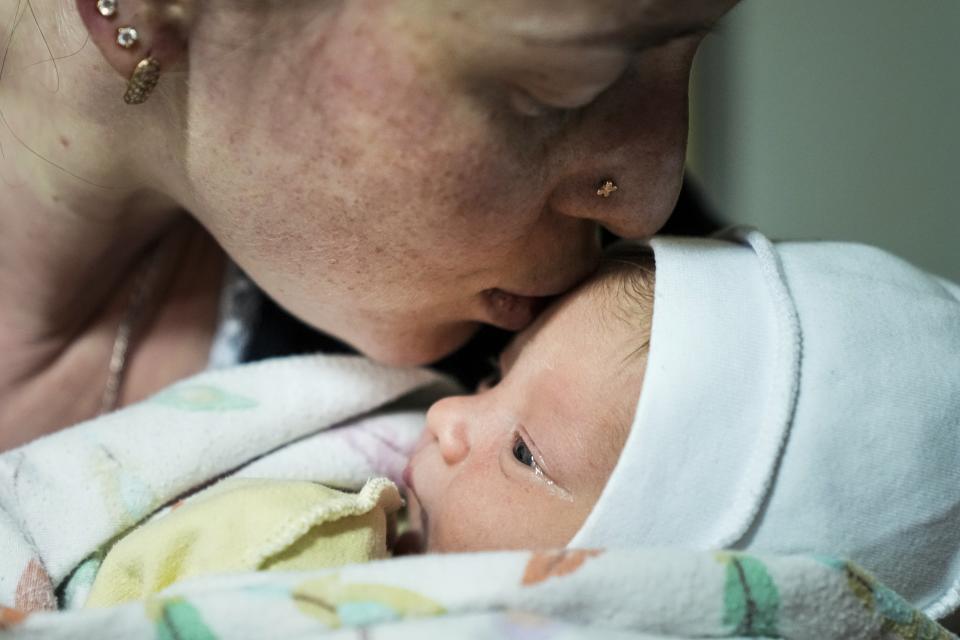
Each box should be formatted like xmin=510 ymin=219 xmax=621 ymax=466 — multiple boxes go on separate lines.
xmin=0 ymin=187 xmax=226 ymax=449
xmin=0 ymin=4 xmax=222 ymax=449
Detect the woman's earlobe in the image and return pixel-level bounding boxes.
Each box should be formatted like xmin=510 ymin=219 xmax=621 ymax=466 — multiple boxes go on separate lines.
xmin=75 ymin=0 xmax=192 ymax=104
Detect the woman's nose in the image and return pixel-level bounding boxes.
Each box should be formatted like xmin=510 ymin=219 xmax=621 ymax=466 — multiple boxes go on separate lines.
xmin=425 ymin=397 xmax=471 ymax=465
xmin=548 ymin=168 xmax=682 ymax=239
xmin=546 ymin=51 xmax=692 ymax=239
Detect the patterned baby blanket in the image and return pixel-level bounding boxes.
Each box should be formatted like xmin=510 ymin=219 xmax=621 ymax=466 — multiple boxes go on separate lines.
xmin=4 ymin=549 xmax=957 ymax=639
xmin=0 ymin=355 xmax=449 ymax=613
xmin=0 ymin=355 xmax=954 ymax=639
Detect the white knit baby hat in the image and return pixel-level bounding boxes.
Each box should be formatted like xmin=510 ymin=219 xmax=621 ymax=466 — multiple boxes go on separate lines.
xmin=570 ymin=228 xmax=960 ymax=619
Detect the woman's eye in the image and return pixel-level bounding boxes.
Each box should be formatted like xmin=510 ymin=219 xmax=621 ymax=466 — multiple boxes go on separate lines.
xmin=512 ymin=437 xmax=534 ymax=467
xmin=509 ymin=89 xmax=557 ymax=118
xmin=508 ymin=88 xmax=587 ymax=120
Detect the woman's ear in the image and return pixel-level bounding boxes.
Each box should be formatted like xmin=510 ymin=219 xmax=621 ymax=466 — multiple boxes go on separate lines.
xmin=74 ymin=0 xmax=193 ymax=103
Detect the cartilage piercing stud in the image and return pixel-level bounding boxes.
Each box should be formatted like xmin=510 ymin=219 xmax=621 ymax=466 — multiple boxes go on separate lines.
xmin=116 ymin=26 xmax=138 ymax=49
xmin=97 ymin=0 xmax=117 ymax=17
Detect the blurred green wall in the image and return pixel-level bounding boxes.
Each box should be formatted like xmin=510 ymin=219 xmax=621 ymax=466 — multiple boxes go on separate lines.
xmin=688 ymin=0 xmax=960 ymax=280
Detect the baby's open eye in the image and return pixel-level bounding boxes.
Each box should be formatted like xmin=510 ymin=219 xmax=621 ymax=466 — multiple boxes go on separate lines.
xmin=512 ymin=436 xmax=534 ymax=467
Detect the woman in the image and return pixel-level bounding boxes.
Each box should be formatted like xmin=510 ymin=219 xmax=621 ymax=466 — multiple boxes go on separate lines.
xmin=0 ymin=0 xmax=738 ymax=447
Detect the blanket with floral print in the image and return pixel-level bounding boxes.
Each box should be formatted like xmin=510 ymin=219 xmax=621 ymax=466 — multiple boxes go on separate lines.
xmin=0 ymin=355 xmax=450 ymax=613
xmin=2 ymin=548 xmax=956 ymax=639
xmin=0 ymin=355 xmax=954 ymax=639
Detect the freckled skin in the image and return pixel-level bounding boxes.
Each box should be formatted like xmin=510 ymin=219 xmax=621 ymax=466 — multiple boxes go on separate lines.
xmin=0 ymin=0 xmax=736 ymax=446
xmin=179 ymin=0 xmax=737 ymax=365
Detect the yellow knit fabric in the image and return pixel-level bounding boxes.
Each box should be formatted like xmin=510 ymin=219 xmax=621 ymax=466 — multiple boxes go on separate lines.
xmin=85 ymin=477 xmax=402 ymax=608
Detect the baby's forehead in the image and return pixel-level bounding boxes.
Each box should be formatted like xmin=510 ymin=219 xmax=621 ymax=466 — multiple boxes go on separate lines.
xmin=504 ymin=274 xmax=649 ymax=474
xmin=503 ymin=259 xmax=654 ymax=363
xmin=566 ymin=259 xmax=656 ymax=329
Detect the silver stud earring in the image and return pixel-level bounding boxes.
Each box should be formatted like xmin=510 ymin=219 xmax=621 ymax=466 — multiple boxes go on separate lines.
xmin=97 ymin=0 xmax=117 ymax=18
xmin=116 ymin=26 xmax=138 ymax=49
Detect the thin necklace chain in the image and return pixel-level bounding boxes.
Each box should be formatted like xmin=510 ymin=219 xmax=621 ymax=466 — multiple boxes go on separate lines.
xmin=99 ymin=240 xmax=170 ymax=415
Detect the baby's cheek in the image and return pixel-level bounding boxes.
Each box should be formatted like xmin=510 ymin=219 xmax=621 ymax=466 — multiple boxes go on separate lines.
xmin=427 ymin=518 xmax=474 ymax=553
xmin=425 ymin=473 xmax=508 ymax=552
xmin=427 ymin=490 xmax=529 ymax=552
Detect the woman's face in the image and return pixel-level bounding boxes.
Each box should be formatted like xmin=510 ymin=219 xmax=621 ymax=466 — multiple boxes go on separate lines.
xmin=182 ymin=0 xmax=737 ymax=365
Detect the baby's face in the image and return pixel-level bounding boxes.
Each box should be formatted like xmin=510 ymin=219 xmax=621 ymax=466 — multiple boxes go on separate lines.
xmin=404 ymin=279 xmax=649 ymax=552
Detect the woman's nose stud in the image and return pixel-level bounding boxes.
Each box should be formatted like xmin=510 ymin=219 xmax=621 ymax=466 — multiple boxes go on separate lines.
xmin=596 ymin=179 xmax=619 ymax=198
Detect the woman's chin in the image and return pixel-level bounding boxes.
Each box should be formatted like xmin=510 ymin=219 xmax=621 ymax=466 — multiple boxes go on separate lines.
xmin=350 ymin=321 xmax=481 ymax=367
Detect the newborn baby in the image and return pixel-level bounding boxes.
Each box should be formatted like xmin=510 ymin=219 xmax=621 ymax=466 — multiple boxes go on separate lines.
xmin=90 ymin=230 xmax=960 ymax=619
xmin=400 ymin=242 xmax=655 ymax=552
xmin=404 ymin=229 xmax=960 ymax=618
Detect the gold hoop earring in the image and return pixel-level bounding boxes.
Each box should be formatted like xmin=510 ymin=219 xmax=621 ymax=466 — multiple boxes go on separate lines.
xmin=124 ymin=56 xmax=161 ymax=105
xmin=596 ymin=179 xmax=619 ymax=198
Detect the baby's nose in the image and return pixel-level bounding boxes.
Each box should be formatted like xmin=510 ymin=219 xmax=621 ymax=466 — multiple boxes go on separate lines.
xmin=425 ymin=398 xmax=470 ymax=465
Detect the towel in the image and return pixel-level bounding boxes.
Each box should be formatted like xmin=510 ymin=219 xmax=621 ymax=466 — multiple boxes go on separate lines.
xmin=86 ymin=477 xmax=402 ymax=607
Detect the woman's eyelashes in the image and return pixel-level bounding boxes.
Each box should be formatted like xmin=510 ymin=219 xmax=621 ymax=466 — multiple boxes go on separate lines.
xmin=508 ymin=87 xmax=594 ymax=119
xmin=509 ymin=89 xmax=565 ymax=118
xmin=505 ymin=52 xmax=635 ymax=120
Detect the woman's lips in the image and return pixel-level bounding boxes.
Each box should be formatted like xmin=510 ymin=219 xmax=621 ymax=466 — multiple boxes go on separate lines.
xmin=482 ymin=288 xmax=547 ymax=331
